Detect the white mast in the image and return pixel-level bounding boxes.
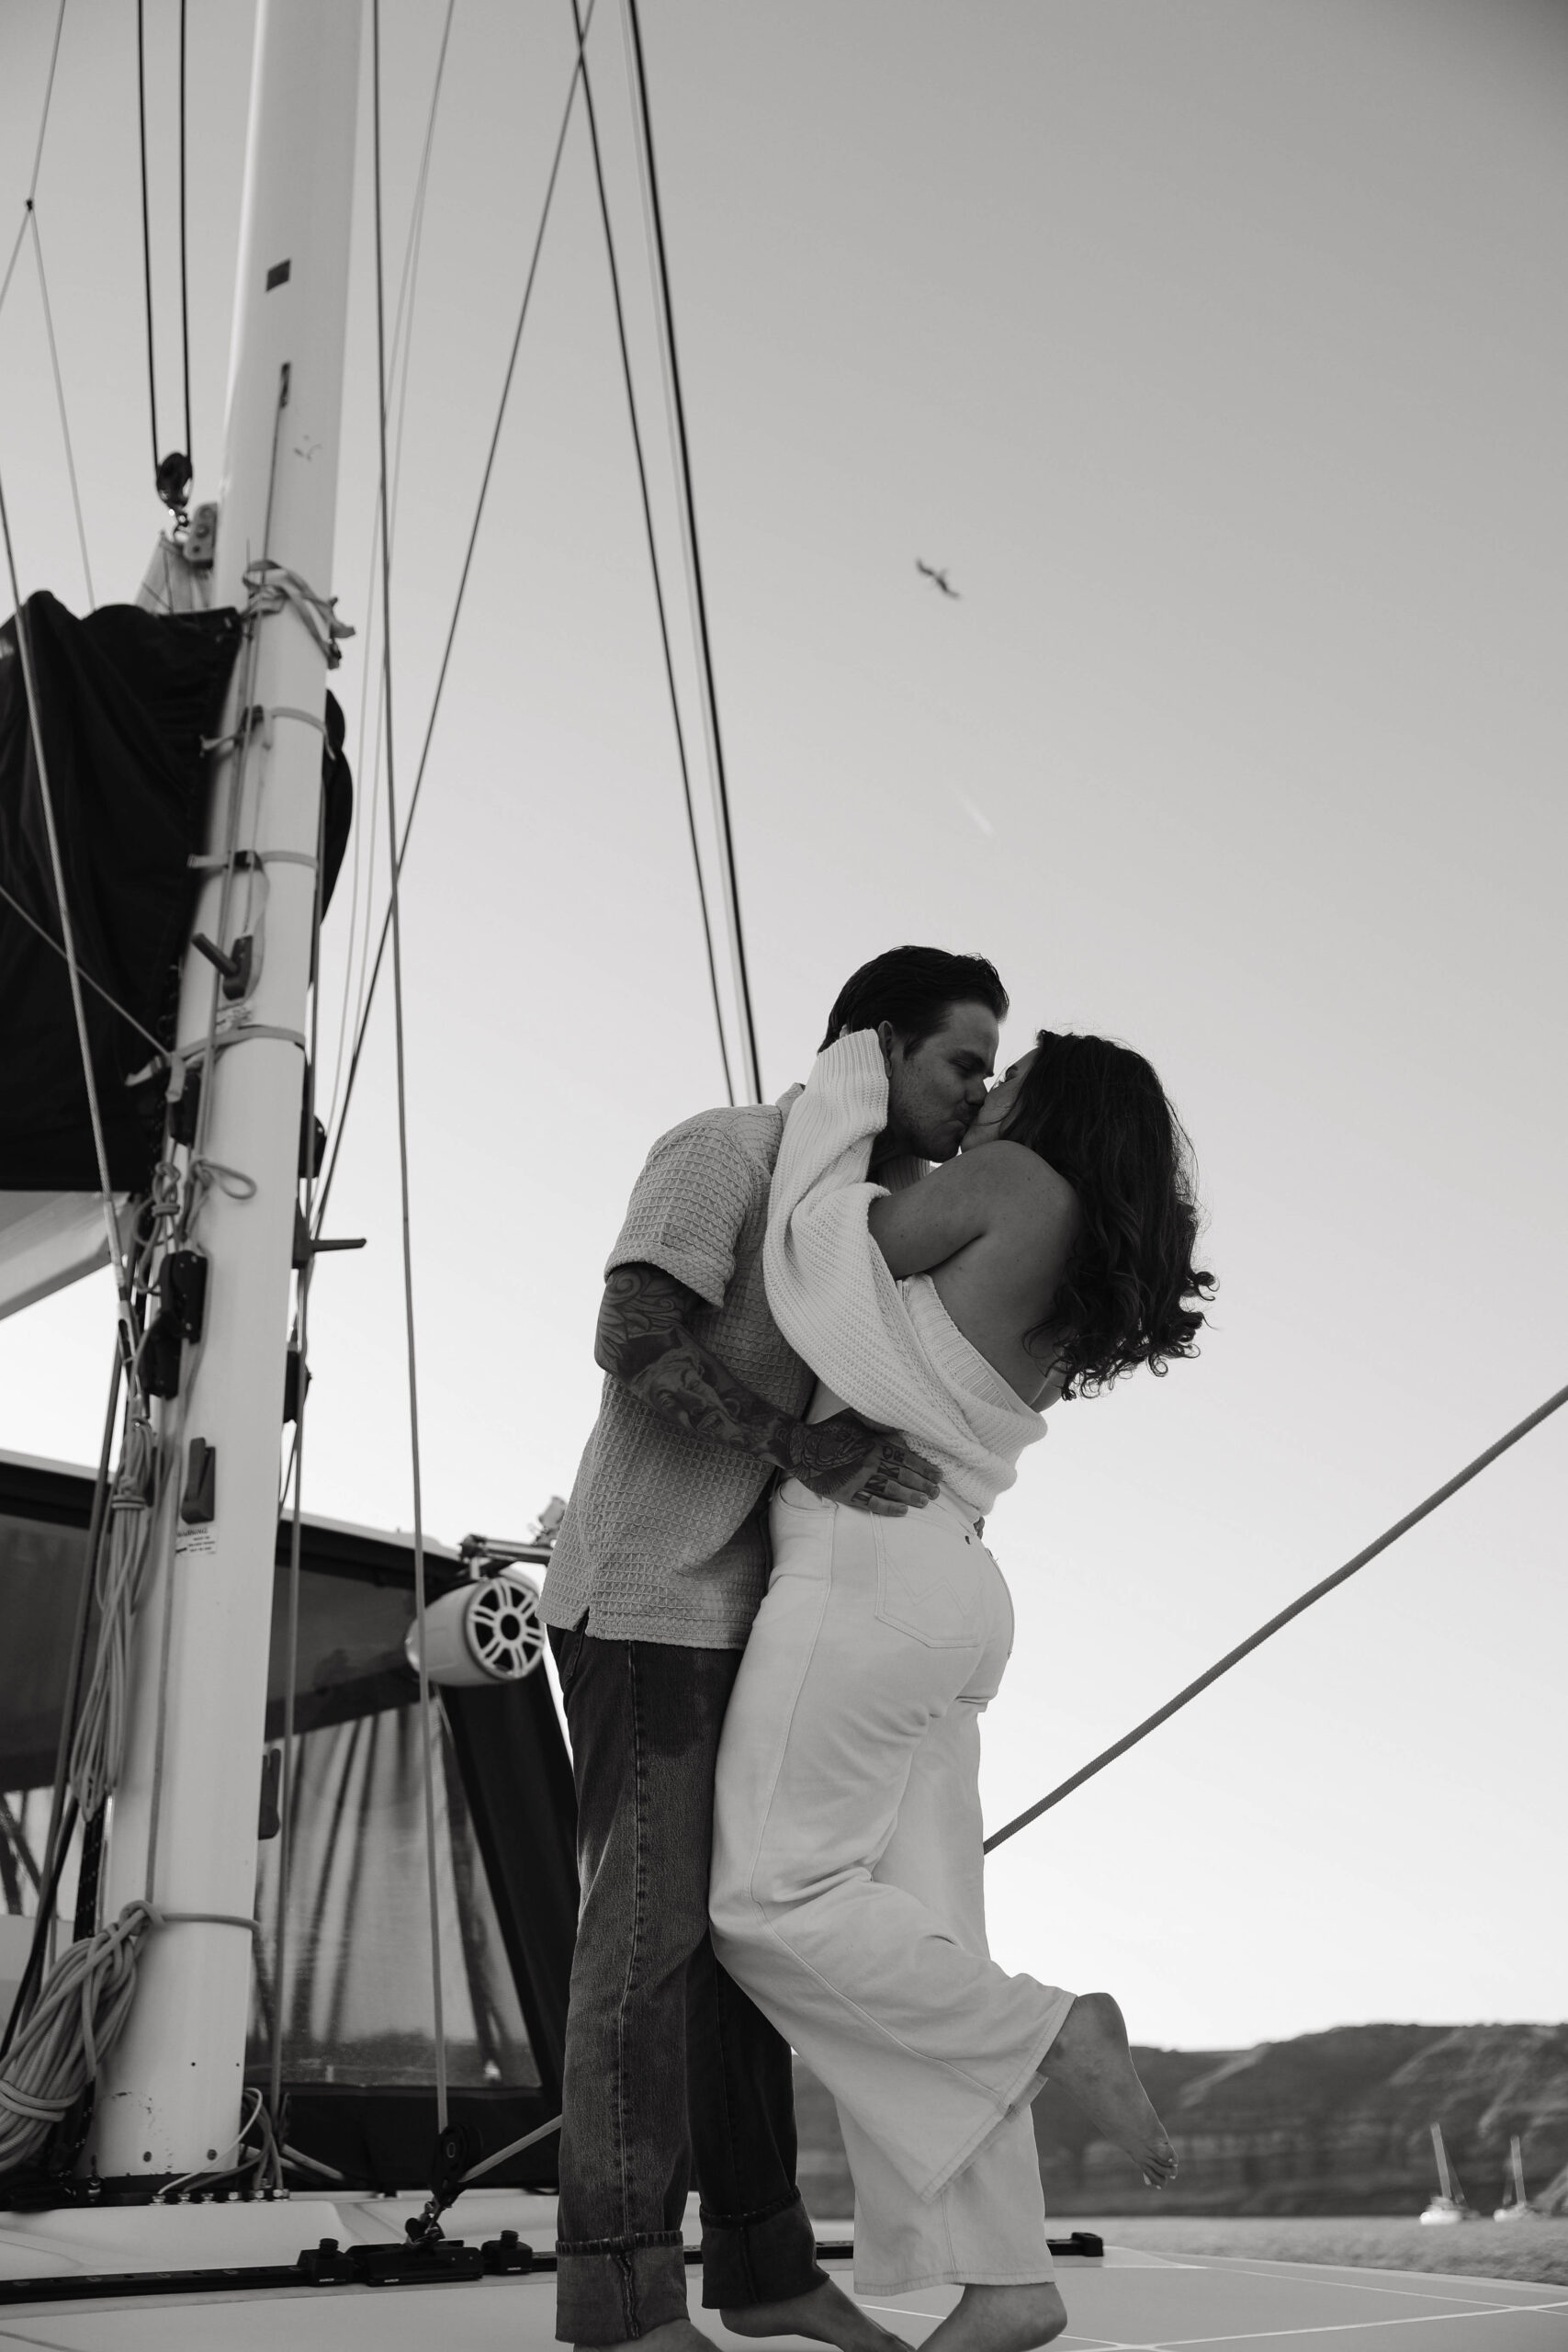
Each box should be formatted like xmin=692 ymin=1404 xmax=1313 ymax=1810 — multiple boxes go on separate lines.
xmin=89 ymin=0 xmax=363 ymax=2179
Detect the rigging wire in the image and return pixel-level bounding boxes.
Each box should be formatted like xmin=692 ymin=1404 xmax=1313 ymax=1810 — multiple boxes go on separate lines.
xmin=623 ymin=0 xmax=763 ymax=1104
xmin=371 ymin=0 xmax=448 ymax=2132
xmin=0 ymin=873 xmax=166 ymax=1057
xmin=324 ymin=0 xmax=457 ymax=1148
xmin=134 ymin=0 xmax=190 ymax=508
xmin=571 ymin=0 xmax=735 ymax=1106
xmin=177 ymin=0 xmax=191 ymax=480
xmin=983 ymin=1377 xmax=1568 ymax=1855
xmin=0 ymin=1336 xmax=122 ymax=2064
xmin=0 ymin=0 xmax=68 ymax=322
xmin=313 ymin=6 xmax=598 ymax=1233
xmin=0 ymin=468 xmax=131 ymax=1319
xmin=28 ymin=211 xmax=94 ymax=608
xmin=135 ymin=0 xmax=160 ymax=483
xmin=0 ymin=3 xmax=92 ymax=605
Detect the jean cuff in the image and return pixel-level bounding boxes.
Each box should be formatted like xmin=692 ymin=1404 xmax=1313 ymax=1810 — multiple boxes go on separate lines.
xmin=554 ymin=2235 xmax=689 ymax=2344
xmin=697 ymin=2187 xmax=828 ymax=2311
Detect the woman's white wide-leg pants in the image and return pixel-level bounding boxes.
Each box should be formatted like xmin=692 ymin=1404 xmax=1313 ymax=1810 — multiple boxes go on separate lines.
xmin=710 ymin=1480 xmax=1075 ymax=2292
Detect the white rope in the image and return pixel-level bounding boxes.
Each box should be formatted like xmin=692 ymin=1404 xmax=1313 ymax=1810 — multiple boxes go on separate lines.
xmin=242 ymin=560 xmax=355 ymax=668
xmin=67 ymin=1412 xmax=159 ymax=1826
xmin=158 ymin=2082 xmax=282 ymax=2200
xmin=457 ymin=2110 xmax=562 ymax=2187
xmin=0 ymin=1903 xmax=148 ymax=2173
xmin=200 ymin=704 xmax=329 ymax=759
xmin=188 ymin=847 xmax=319 ymax=871
xmin=0 ymin=1906 xmax=257 ymax=2177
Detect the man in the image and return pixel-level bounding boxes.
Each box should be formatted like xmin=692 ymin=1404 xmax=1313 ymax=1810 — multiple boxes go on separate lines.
xmin=540 ymin=945 xmax=1009 ymax=2352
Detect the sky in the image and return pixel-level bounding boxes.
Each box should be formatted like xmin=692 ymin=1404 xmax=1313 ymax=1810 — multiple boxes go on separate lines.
xmin=0 ymin=0 xmax=1564 ymax=2052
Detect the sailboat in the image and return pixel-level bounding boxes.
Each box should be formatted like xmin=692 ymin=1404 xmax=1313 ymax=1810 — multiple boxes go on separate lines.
xmin=1419 ymin=2122 xmax=1474 ymax=2225
xmin=3 ymin=7 xmax=1565 ymax=2349
xmin=1495 ymin=2134 xmax=1537 ymax=2223
xmin=0 ymin=0 xmax=586 ymax=2267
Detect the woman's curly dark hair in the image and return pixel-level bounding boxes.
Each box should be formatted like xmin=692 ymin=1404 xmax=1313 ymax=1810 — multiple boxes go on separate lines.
xmin=999 ymin=1030 xmax=1214 ymax=1397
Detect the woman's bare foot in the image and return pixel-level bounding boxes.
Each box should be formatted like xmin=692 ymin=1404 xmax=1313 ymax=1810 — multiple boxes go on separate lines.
xmin=722 ymin=2278 xmax=909 ymax=2350
xmin=1044 ymin=1990 xmax=1179 ymax=2188
xmin=920 ymin=2282 xmax=1067 ymax=2352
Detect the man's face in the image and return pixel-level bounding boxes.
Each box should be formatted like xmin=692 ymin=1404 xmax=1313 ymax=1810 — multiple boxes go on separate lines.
xmin=883 ymin=1001 xmax=1000 ymax=1161
xmin=962 ymin=1046 xmax=1038 ymax=1151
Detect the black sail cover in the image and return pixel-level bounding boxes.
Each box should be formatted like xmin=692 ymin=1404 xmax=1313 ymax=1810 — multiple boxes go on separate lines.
xmin=0 ymin=593 xmax=351 ymax=1193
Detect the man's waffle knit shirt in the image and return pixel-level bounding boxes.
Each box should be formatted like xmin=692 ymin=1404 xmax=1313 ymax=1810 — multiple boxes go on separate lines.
xmin=540 ymin=1102 xmax=815 ymax=1650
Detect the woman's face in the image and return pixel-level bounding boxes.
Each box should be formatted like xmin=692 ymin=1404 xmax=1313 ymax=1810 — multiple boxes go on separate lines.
xmin=962 ymin=1046 xmax=1038 ymax=1149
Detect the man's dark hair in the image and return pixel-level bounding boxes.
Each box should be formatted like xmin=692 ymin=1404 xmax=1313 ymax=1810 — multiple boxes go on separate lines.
xmin=819 ymin=946 xmax=1009 ymax=1053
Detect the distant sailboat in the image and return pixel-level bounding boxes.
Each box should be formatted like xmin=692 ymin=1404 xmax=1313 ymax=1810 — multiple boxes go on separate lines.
xmin=1495 ymin=2133 xmax=1536 ymax=2222
xmin=1419 ymin=2121 xmax=1474 ymax=2223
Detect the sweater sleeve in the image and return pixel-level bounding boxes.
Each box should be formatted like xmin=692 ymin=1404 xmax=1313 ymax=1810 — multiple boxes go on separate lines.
xmin=762 ymin=1032 xmax=931 ymax=1426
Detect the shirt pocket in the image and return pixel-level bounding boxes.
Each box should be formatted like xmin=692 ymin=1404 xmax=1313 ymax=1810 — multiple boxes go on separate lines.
xmin=873 ymin=1512 xmax=987 ymax=1650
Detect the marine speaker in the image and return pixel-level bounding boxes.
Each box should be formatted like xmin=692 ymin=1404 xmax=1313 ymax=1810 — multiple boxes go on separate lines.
xmin=406 ymin=1567 xmax=547 ymax=1687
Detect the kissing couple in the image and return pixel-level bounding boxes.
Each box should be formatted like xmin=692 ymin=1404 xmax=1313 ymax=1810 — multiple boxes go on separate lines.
xmin=539 ymin=944 xmax=1213 ymax=2352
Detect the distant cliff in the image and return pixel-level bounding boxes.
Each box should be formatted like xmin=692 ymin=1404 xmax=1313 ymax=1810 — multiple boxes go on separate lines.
xmin=796 ymin=2023 xmax=1568 ymax=2219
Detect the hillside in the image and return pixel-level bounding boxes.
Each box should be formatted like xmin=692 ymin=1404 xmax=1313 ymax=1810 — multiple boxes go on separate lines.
xmin=796 ymin=2021 xmax=1568 ymax=2219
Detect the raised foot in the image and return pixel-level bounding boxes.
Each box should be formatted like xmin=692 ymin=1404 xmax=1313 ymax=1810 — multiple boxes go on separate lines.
xmin=1045 ymin=1989 xmax=1179 ymax=2189
xmin=920 ymin=2282 xmax=1067 ymax=2352
xmin=576 ymin=2324 xmax=717 ymax=2352
xmin=722 ymin=2278 xmax=909 ymax=2350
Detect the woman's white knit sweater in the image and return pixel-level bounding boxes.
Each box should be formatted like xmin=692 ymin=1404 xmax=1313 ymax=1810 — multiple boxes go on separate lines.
xmin=763 ymin=1030 xmax=1045 ymax=1516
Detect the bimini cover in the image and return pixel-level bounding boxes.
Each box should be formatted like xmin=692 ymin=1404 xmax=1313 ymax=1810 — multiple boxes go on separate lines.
xmin=0 ymin=593 xmax=243 ymax=1192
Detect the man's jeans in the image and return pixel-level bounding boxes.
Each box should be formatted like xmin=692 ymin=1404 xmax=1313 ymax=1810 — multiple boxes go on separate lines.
xmin=549 ymin=1620 xmax=826 ymax=2344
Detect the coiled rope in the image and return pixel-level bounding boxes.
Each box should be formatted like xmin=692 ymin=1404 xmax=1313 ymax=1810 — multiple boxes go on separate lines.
xmin=0 ymin=1904 xmax=146 ymax=2170
xmin=0 ymin=1908 xmax=256 ymax=2176
xmin=67 ymin=1413 xmax=159 ymax=1824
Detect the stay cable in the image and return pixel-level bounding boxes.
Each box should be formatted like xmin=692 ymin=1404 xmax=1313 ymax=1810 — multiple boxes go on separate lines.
xmin=983 ymin=1378 xmax=1568 ymax=1853
xmin=570 ymin=0 xmax=735 ymax=1107
xmin=625 ymin=0 xmax=763 ymax=1103
xmin=314 ymin=5 xmax=598 ymax=1234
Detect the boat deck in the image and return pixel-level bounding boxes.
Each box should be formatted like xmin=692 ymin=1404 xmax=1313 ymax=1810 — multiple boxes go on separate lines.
xmin=2 ymin=2194 xmax=1566 ymax=2351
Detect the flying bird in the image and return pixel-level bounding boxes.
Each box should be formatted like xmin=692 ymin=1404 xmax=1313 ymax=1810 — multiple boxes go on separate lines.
xmin=916 ymin=559 xmax=959 ymax=599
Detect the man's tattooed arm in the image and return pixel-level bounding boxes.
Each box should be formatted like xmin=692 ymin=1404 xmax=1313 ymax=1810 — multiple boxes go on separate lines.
xmin=594 ymin=1263 xmax=940 ymax=1515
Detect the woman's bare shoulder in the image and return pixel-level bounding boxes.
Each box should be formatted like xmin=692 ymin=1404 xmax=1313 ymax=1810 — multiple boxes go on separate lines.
xmin=870 ymin=1140 xmax=1077 ymax=1282
xmin=961 ymin=1139 xmax=1076 ymax=1202
xmin=964 ymin=1142 xmax=1080 ymax=1244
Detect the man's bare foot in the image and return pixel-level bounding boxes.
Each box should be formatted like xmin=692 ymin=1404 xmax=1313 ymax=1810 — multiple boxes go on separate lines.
xmin=920 ymin=2282 xmax=1067 ymax=2352
xmin=722 ymin=2278 xmax=908 ymax=2350
xmin=1044 ymin=1990 xmax=1179 ymax=2188
xmin=576 ymin=2323 xmax=716 ymax=2352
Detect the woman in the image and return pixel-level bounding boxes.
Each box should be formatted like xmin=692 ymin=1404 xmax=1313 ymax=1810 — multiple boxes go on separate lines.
xmin=709 ymin=1025 xmax=1213 ymax=2352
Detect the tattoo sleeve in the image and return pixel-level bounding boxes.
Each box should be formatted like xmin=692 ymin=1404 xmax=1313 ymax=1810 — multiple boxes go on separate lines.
xmin=593 ymin=1264 xmax=933 ymax=1509
xmin=594 ymin=1263 xmax=800 ymax=1465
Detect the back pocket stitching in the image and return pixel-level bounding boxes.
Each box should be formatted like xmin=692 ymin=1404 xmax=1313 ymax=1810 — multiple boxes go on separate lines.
xmin=872 ymin=1518 xmax=984 ymax=1650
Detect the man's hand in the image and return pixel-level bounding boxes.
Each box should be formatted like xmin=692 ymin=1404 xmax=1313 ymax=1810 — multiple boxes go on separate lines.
xmin=596 ymin=1266 xmax=941 ymax=1512
xmin=787 ymin=1410 xmax=942 ymax=1516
